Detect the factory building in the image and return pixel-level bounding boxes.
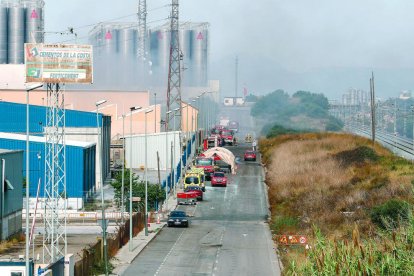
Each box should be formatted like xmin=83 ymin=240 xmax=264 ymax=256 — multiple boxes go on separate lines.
xmin=88 ymin=21 xmax=209 ymax=88
xmin=0 ymin=149 xmax=23 ymax=240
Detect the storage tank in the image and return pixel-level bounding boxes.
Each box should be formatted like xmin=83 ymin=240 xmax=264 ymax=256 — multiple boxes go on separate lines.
xmin=118 ymin=26 xmax=137 ymax=58
xmin=149 ymin=27 xmax=170 ymax=73
xmin=0 ymin=6 xmax=8 ymax=64
xmin=191 ymin=23 xmax=209 ymax=86
xmin=179 ymin=25 xmax=192 ymax=86
xmin=25 ymin=2 xmax=43 ymax=43
xmin=7 ymin=5 xmax=25 ymax=64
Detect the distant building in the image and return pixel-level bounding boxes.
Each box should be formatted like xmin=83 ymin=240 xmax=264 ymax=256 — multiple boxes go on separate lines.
xmin=0 ymin=149 xmax=23 ymax=240
xmin=399 ymin=90 xmax=412 ymax=100
xmin=342 ymin=88 xmax=369 ymax=106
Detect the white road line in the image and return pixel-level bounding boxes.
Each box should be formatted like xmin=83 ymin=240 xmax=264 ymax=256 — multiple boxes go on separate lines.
xmin=154 ymin=229 xmax=187 ymax=276
xmin=211 ymin=227 xmax=226 ymax=274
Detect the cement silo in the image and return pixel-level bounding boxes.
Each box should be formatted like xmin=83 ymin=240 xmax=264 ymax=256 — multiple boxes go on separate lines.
xmin=149 ymin=24 xmax=170 ymax=76
xmin=0 ymin=6 xmax=7 ymax=64
xmin=179 ymin=23 xmax=192 ymax=86
xmin=118 ymin=25 xmax=137 ymax=58
xmin=191 ymin=23 xmax=209 ymax=86
xmin=24 ymin=1 xmax=44 ymax=43
xmin=7 ymin=4 xmax=25 ymax=64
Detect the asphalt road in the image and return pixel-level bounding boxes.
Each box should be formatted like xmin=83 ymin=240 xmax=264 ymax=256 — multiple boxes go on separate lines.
xmin=124 ymin=106 xmax=280 ymax=276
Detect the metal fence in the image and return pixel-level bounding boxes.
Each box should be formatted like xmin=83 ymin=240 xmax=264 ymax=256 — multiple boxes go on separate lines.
xmin=74 ymin=212 xmax=144 ymax=276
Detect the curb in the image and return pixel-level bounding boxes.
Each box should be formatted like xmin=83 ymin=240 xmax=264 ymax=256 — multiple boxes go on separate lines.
xmin=259 ymin=153 xmax=284 ymax=273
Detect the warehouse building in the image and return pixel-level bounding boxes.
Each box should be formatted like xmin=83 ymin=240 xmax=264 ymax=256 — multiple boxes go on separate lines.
xmin=0 ymin=132 xmax=95 ymax=209
xmin=0 ymin=149 xmax=23 ymax=240
xmin=0 ymin=101 xmax=111 ymax=190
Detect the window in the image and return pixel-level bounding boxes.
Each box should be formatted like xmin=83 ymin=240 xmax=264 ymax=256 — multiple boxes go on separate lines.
xmin=11 ymin=272 xmax=23 ymax=276
xmin=185 ymin=177 xmax=199 ymax=184
xmin=196 ymin=159 xmax=212 ymax=166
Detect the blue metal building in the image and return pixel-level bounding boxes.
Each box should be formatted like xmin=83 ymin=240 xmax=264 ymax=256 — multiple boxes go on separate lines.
xmin=0 ymin=133 xmax=96 ymax=199
xmin=0 ymin=101 xmax=111 ymax=185
xmin=0 ymin=149 xmax=23 ymax=240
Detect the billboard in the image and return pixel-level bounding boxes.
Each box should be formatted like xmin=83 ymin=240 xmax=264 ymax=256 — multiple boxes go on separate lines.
xmin=24 ymin=43 xmax=93 ymax=84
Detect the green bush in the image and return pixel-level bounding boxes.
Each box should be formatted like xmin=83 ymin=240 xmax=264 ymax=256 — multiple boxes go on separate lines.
xmin=271 ymin=215 xmax=299 ymax=233
xmin=370 ymin=199 xmax=410 ymax=229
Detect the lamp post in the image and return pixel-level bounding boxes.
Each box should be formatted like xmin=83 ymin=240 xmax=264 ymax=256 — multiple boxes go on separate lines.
xmin=144 ymin=109 xmax=153 ymax=236
xmin=95 ymin=99 xmax=108 ymax=276
xmin=192 ymin=100 xmax=196 ymax=154
xmin=129 ymin=106 xmax=142 ymax=251
xmin=165 ymin=110 xmax=172 ymax=210
xmin=172 ymin=107 xmax=180 ymax=192
xmin=154 ymin=93 xmax=157 ymax=133
xmin=25 ymin=83 xmax=42 ymax=275
xmin=121 ymin=114 xmax=126 ymax=224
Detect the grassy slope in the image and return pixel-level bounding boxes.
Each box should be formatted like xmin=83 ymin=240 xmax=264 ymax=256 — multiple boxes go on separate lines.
xmin=260 ymin=133 xmax=414 ymax=269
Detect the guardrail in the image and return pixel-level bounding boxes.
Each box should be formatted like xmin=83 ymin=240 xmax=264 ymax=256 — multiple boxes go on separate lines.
xmin=345 ymin=122 xmax=414 ymax=159
xmin=23 ymin=211 xmax=129 ymax=221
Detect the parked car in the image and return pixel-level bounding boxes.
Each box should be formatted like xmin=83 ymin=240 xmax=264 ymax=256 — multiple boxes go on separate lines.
xmin=244 ymin=150 xmax=257 ymax=161
xmin=211 ymin=171 xmax=228 ymax=187
xmin=184 ymin=185 xmax=203 ymax=201
xmin=167 ymin=210 xmax=189 ymax=227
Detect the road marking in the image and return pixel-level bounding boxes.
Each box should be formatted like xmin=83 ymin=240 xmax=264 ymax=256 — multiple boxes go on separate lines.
xmin=154 ymin=229 xmax=186 ymax=276
xmin=211 ymin=227 xmax=226 ymax=274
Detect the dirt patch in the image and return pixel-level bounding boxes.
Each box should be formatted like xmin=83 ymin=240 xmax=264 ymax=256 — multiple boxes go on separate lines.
xmin=333 ymin=145 xmax=378 ymax=167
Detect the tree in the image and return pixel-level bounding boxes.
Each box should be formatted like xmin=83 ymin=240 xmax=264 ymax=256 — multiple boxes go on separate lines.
xmin=111 ymin=169 xmax=166 ymax=211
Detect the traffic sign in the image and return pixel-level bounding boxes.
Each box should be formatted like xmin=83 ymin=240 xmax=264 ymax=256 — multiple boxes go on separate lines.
xmin=299 ymin=236 xmax=307 ymax=244
xmin=275 ymin=235 xmax=308 ymax=246
xmin=132 ymin=197 xmax=141 ymax=202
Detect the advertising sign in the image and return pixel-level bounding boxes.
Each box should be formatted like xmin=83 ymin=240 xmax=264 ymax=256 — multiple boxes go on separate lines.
xmin=25 ymin=43 xmax=93 ymax=84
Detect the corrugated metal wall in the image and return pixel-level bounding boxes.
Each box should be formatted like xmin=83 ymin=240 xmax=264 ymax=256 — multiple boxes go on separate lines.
xmin=0 ymin=150 xmax=23 ymax=240
xmin=125 ymin=131 xmax=181 ymax=170
xmin=0 ymin=150 xmax=23 ymax=215
xmin=0 ymin=101 xmax=111 ymax=184
xmin=0 ymin=138 xmax=95 ymax=198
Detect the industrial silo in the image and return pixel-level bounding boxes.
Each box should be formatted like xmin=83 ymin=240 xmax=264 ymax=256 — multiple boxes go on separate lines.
xmin=0 ymin=5 xmax=8 ymax=64
xmin=191 ymin=23 xmax=209 ymax=86
xmin=7 ymin=4 xmax=25 ymax=64
xmin=179 ymin=24 xmax=192 ymax=86
xmin=24 ymin=0 xmax=44 ymax=43
xmin=149 ymin=24 xmax=170 ymax=75
xmin=118 ymin=26 xmax=137 ymax=58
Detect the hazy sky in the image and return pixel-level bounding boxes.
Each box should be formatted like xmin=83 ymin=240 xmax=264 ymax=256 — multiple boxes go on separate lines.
xmin=45 ymin=0 xmax=414 ymax=99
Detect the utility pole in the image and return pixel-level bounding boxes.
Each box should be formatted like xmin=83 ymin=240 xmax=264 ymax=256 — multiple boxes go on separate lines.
xmin=43 ymin=83 xmax=67 ymax=264
xmin=235 ymin=56 xmax=238 ymax=98
xmin=370 ymin=72 xmax=376 ymax=144
xmin=137 ymin=0 xmax=147 ymax=61
xmin=166 ymin=0 xmax=182 ymax=132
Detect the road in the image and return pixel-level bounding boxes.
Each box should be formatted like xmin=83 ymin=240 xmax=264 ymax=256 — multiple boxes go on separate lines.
xmin=124 ymin=106 xmax=280 ymax=276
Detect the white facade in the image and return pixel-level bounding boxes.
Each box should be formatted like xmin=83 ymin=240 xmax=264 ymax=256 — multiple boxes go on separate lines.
xmin=125 ymin=131 xmax=182 ymax=170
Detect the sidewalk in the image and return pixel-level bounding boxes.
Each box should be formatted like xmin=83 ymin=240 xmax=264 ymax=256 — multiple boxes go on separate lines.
xmin=110 ymin=195 xmax=178 ymax=276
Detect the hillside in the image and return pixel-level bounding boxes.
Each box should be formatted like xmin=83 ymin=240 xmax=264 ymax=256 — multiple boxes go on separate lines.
xmin=260 ymin=133 xmax=414 ymax=274
xmin=251 ymin=90 xmax=343 ymax=135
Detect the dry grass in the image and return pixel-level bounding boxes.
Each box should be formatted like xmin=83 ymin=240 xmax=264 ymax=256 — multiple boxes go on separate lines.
xmin=262 ymin=133 xmax=414 ymax=272
xmin=262 ymin=133 xmax=413 ymax=240
xmin=0 ymin=233 xmax=25 ymax=254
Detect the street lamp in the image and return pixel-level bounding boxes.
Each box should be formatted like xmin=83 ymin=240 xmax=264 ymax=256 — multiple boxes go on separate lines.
xmin=165 ymin=110 xmax=172 ymax=211
xmin=120 ymin=114 xmax=126 ymax=224
xmin=172 ymin=107 xmax=180 ymax=192
xmin=129 ymin=106 xmax=142 ymax=251
xmin=95 ymin=99 xmax=108 ymax=276
xmin=144 ymin=108 xmax=153 ymax=236
xmin=25 ymin=83 xmax=43 ymax=275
